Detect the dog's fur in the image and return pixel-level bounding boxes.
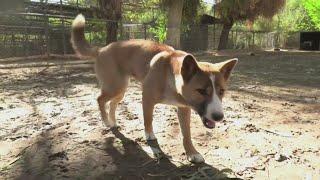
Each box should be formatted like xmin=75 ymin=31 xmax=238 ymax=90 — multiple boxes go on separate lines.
xmin=71 ymin=14 xmax=238 ymax=163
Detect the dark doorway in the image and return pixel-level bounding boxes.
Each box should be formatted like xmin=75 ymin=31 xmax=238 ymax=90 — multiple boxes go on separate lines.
xmin=300 ymin=32 xmax=320 ymax=51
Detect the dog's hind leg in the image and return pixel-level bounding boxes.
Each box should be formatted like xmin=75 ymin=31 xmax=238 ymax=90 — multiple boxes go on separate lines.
xmin=97 ymin=91 xmax=113 ymax=127
xmin=108 ymin=91 xmax=125 ymax=127
xmin=142 ymin=87 xmax=158 ymax=141
xmin=97 ymin=77 xmax=128 ymax=128
xmin=142 ymin=99 xmax=156 ymax=140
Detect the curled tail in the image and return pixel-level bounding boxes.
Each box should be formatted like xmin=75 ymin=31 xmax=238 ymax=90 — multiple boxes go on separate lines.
xmin=71 ymin=14 xmax=99 ymax=57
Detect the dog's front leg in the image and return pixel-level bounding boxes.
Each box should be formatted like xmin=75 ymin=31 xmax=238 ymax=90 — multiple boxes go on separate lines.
xmin=178 ymin=107 xmax=204 ymax=163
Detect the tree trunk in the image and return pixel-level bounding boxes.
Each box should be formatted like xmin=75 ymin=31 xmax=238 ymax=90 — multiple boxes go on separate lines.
xmin=166 ymin=0 xmax=184 ymax=49
xmin=106 ymin=22 xmax=118 ymax=44
xmin=98 ymin=0 xmax=122 ymax=45
xmin=218 ymin=22 xmax=233 ymax=50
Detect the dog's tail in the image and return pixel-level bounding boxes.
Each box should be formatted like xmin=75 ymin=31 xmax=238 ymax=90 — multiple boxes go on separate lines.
xmin=71 ymin=14 xmax=99 ymax=58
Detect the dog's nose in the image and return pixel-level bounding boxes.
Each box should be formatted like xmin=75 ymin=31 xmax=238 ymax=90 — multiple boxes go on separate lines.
xmin=211 ymin=113 xmax=224 ymax=121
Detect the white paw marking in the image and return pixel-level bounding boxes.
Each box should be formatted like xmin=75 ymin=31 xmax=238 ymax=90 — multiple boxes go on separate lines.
xmin=187 ymin=153 xmax=205 ymax=163
xmin=145 ymin=131 xmax=157 ymax=140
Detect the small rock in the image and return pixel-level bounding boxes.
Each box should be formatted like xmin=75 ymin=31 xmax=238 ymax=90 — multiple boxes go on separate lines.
xmin=206 ymin=131 xmax=213 ymax=137
xmin=134 ymin=137 xmax=144 ymax=142
xmin=60 ymin=168 xmax=69 ymax=173
xmin=81 ymin=140 xmax=89 ymax=144
xmin=82 ymin=110 xmax=90 ymax=116
xmin=275 ymin=153 xmax=288 ymax=162
xmin=101 ymin=129 xmax=109 ymax=135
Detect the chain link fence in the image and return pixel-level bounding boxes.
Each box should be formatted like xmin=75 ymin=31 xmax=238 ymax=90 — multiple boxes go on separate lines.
xmin=0 ymin=1 xmax=300 ymax=59
xmin=0 ymin=0 xmax=155 ymax=59
xmin=181 ymin=24 xmax=300 ymax=52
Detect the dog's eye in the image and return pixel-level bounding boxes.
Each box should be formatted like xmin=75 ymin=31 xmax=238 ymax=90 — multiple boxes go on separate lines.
xmin=196 ymin=88 xmax=208 ymax=96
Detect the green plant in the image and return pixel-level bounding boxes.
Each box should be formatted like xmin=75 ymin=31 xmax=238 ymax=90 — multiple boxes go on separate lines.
xmin=303 ymin=0 xmax=320 ymax=30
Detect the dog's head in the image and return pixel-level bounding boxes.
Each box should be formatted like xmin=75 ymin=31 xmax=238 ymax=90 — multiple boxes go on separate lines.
xmin=179 ymin=55 xmax=238 ymax=129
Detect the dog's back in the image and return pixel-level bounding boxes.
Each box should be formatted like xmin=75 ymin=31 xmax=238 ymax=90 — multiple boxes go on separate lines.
xmin=96 ymin=39 xmax=174 ymax=81
xmin=71 ymin=14 xmax=174 ymax=81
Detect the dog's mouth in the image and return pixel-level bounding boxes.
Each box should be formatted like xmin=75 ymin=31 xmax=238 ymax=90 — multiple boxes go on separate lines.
xmin=202 ymin=117 xmax=216 ymax=129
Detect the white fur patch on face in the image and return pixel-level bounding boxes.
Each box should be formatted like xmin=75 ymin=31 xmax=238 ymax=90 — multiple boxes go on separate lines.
xmin=205 ymin=75 xmax=223 ymax=120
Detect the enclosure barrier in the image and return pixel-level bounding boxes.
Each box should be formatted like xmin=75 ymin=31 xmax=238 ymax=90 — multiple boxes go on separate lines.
xmin=0 ymin=0 xmax=299 ymax=59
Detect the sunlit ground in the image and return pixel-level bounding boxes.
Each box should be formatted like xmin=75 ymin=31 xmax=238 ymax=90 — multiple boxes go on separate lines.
xmin=0 ymin=51 xmax=319 ymax=179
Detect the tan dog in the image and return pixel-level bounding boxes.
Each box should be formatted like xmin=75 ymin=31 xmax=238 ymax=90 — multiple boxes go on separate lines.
xmin=71 ymin=14 xmax=238 ymax=163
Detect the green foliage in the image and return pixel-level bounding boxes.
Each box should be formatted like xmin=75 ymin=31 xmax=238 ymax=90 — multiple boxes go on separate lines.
xmin=122 ymin=0 xmax=167 ymax=42
xmin=181 ymin=0 xmax=200 ymax=23
xmin=216 ymin=0 xmax=286 ymax=24
xmin=182 ymin=0 xmax=208 ymax=24
xmin=303 ymin=0 xmax=320 ymax=30
xmin=67 ymin=0 xmax=96 ymax=7
xmin=149 ymin=14 xmax=167 ymax=42
xmin=253 ymin=0 xmax=318 ymax=32
xmin=124 ymin=9 xmax=167 ymax=42
xmin=279 ymin=0 xmax=317 ymax=32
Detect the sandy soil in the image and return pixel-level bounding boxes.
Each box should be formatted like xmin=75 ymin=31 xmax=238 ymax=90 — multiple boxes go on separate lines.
xmin=0 ymin=51 xmax=319 ymax=179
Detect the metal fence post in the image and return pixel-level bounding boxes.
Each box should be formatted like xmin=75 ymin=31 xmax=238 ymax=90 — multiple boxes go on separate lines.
xmin=60 ymin=0 xmax=66 ymax=55
xmin=44 ymin=0 xmax=50 ymax=57
xmin=143 ymin=24 xmax=147 ymax=40
xmin=252 ymin=31 xmax=255 ymax=47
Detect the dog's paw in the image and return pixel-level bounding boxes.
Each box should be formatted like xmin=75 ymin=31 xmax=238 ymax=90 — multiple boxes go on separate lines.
xmin=103 ymin=119 xmax=117 ymax=128
xmin=145 ymin=131 xmax=157 ymax=141
xmin=187 ymin=153 xmax=205 ymax=163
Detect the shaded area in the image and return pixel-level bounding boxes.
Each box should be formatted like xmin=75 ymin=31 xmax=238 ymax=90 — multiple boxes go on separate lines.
xmin=93 ymin=128 xmax=239 ymax=179
xmin=0 ymin=64 xmax=97 ymax=98
xmin=3 ymin=127 xmax=240 ymax=180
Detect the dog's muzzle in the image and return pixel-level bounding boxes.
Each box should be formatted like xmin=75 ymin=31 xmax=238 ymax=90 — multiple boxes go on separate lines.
xmin=202 ymin=117 xmax=216 ymax=129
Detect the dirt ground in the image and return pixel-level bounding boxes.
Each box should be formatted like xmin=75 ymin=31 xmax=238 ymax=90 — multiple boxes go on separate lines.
xmin=0 ymin=51 xmax=319 ymax=180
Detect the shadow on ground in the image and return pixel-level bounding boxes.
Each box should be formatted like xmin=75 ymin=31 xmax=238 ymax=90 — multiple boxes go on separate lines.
xmin=95 ymin=128 xmax=241 ymax=179
xmin=7 ymin=128 xmax=241 ymax=180
xmin=1 ymin=64 xmax=97 ymax=98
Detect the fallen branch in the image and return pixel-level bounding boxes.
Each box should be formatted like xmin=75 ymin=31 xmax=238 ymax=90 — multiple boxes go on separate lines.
xmin=8 ymin=156 xmax=22 ymax=166
xmin=5 ymin=144 xmax=34 ymax=167
xmin=15 ymin=144 xmax=33 ymax=157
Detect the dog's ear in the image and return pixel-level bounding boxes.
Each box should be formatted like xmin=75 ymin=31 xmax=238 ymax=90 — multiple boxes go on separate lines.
xmin=181 ymin=55 xmax=199 ymax=82
xmin=215 ymin=58 xmax=238 ymax=81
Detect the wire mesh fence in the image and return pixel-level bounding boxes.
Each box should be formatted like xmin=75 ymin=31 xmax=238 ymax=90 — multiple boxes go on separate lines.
xmin=0 ymin=16 xmax=155 ymax=59
xmin=0 ymin=1 xmax=300 ymax=59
